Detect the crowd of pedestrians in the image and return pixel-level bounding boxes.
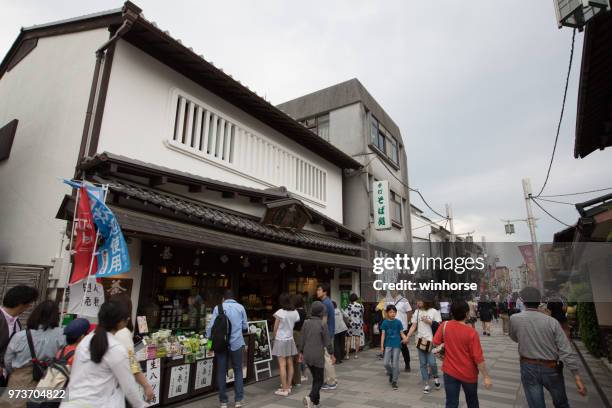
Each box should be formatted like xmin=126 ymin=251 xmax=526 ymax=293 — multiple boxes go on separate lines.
xmin=0 ymin=283 xmax=588 ymax=408
xmin=0 ymin=285 xmax=154 ymax=408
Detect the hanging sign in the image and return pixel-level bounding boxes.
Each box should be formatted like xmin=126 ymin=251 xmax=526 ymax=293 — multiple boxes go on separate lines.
xmin=373 ymin=180 xmax=391 ymax=230
xmin=101 ymin=277 xmax=133 ymax=298
xmin=67 ymin=280 xmax=104 ymax=317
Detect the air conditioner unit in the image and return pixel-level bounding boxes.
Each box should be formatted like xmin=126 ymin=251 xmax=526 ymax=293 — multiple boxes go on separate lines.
xmin=554 ymin=0 xmax=610 ymax=30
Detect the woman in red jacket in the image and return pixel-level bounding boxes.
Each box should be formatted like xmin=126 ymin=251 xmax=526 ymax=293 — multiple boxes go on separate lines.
xmin=433 ymin=299 xmax=492 ymax=408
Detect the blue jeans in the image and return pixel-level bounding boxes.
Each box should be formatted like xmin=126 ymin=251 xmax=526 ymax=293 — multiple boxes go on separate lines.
xmin=444 ymin=373 xmax=479 ymax=408
xmin=520 ymin=362 xmax=569 ymax=408
xmin=383 ymin=347 xmax=401 ymax=383
xmin=417 ymin=348 xmax=439 ymax=383
xmin=215 ymin=346 xmax=244 ymax=403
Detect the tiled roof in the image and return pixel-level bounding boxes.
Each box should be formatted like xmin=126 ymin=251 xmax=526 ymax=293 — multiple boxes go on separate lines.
xmin=98 ymin=177 xmax=363 ymax=255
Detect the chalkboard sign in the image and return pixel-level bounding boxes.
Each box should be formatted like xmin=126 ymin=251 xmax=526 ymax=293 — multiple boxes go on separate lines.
xmin=248 ymin=320 xmax=272 ymax=363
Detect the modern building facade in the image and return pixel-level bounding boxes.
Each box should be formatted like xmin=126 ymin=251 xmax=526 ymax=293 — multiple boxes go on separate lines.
xmin=277 ymin=78 xmax=412 ymax=301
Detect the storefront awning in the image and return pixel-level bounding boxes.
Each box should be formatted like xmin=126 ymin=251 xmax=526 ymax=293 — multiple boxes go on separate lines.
xmin=575 ymin=11 xmax=612 ymax=158
xmin=112 ymin=206 xmax=367 ymax=268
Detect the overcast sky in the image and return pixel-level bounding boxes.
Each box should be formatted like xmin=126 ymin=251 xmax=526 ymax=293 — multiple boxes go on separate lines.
xmin=2 ymin=1 xmax=611 ymax=242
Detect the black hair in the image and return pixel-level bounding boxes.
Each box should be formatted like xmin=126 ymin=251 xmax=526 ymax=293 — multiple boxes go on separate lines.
xmin=451 ymin=299 xmax=469 ymax=321
xmin=110 ymin=293 xmax=133 ymax=332
xmin=26 ymin=300 xmax=59 ymax=330
xmin=292 ymin=293 xmax=304 ymax=309
xmin=349 ymin=293 xmax=358 ymax=303
xmin=91 ymin=300 xmax=129 ymax=364
xmin=521 ymin=287 xmax=542 ymax=309
xmin=3 ymin=285 xmax=38 ymax=308
xmin=422 ymin=300 xmax=433 ymax=310
xmin=385 ymin=305 xmax=397 ymax=313
xmin=279 ymin=293 xmax=294 ymax=311
xmin=317 ymin=282 xmax=330 ymax=296
xmin=223 ymin=289 xmax=234 ymax=300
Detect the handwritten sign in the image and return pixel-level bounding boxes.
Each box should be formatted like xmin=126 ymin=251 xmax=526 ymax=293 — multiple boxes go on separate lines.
xmin=168 ymin=364 xmax=190 ymax=399
xmin=144 ymin=358 xmax=160 ymax=407
xmin=67 ymin=280 xmax=104 ymax=317
xmin=194 ymin=359 xmax=213 ymax=390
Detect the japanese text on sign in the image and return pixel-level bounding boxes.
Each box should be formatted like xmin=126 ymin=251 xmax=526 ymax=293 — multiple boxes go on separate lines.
xmin=373 ymin=180 xmax=391 ymax=230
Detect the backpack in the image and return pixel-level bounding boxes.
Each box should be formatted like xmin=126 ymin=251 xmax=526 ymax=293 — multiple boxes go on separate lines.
xmin=26 ymin=345 xmax=75 ymax=408
xmin=210 ymin=303 xmax=232 ymax=353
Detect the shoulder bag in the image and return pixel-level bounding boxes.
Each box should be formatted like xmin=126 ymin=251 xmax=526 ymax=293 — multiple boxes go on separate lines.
xmin=415 ymin=311 xmax=433 ymax=353
xmin=26 ymin=329 xmax=48 ymax=382
xmin=434 ymin=321 xmax=449 ymax=360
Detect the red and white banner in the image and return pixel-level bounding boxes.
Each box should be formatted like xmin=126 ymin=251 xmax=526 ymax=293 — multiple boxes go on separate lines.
xmin=71 ymin=186 xmax=97 ymax=284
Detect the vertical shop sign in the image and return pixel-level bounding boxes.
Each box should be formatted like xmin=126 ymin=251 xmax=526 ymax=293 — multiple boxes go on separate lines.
xmin=194 ymin=358 xmax=213 ymax=390
xmin=168 ymin=364 xmax=190 ymax=399
xmin=373 ymin=180 xmax=391 ymax=230
xmin=144 ymin=358 xmax=161 ymax=407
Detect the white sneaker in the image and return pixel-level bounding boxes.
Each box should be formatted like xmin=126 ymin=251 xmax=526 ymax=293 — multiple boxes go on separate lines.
xmin=434 ymin=378 xmax=441 ymax=390
xmin=220 ymin=404 xmax=228 ymax=408
xmin=303 ymin=396 xmax=313 ymax=408
xmin=301 ymin=375 xmax=308 ymax=382
xmin=235 ymin=402 xmax=245 ymax=407
xmin=423 ymin=385 xmax=431 ymax=394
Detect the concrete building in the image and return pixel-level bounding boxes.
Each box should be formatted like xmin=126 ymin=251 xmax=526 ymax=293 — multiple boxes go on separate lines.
xmin=277 ymin=78 xmax=412 ymax=300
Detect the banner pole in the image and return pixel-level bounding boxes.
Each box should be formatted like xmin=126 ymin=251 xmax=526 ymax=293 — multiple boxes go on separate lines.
xmin=77 ymin=185 xmax=109 ymax=315
xmin=60 ymin=186 xmax=81 ymax=327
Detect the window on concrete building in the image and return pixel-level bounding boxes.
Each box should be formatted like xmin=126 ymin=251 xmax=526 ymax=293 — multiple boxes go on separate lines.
xmin=370 ymin=114 xmax=399 ymax=167
xmin=391 ymin=190 xmax=402 ymax=225
xmin=301 ymin=113 xmax=330 ymax=141
xmin=387 ymin=135 xmax=399 ymax=164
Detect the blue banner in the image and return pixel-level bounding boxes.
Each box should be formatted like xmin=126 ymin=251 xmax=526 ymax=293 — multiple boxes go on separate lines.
xmin=87 ymin=190 xmax=131 ymax=277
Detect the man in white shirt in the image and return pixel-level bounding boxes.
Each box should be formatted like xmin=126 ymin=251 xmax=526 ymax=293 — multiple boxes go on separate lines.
xmin=385 ymin=291 xmax=413 ymax=372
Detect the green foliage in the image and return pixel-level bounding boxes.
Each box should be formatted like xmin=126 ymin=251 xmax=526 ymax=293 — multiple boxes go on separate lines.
xmin=577 ymin=302 xmax=602 ymax=357
xmin=567 ymin=283 xmax=591 ymax=305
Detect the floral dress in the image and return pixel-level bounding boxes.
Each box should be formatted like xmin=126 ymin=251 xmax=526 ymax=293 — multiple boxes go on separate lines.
xmin=345 ymin=302 xmax=364 ymax=337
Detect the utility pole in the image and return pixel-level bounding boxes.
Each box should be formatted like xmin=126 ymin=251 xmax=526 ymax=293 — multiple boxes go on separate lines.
xmin=446 ymin=203 xmax=455 ymax=243
xmin=522 ymin=178 xmax=543 ymax=291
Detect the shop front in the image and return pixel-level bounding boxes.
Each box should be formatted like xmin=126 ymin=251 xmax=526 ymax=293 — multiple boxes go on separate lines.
xmin=58 ymin=153 xmax=366 ymax=406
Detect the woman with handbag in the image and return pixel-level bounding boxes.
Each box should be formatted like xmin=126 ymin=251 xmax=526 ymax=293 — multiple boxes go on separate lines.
xmin=4 ymin=301 xmax=65 ymax=408
xmin=406 ymin=299 xmax=442 ymax=394
xmin=433 ymin=299 xmax=492 ymax=408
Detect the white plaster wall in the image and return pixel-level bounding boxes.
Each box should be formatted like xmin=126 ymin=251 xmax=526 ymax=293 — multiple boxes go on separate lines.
xmin=0 ymin=29 xmax=109 ymax=265
xmin=97 ymin=40 xmax=344 ymax=222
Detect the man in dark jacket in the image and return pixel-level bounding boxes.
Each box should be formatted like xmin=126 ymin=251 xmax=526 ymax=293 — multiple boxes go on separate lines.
xmin=0 ymin=285 xmax=38 ymax=385
xmin=299 ymin=301 xmax=334 ymax=408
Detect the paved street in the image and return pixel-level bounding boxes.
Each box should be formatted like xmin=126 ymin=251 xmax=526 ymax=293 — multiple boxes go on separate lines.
xmin=183 ymin=321 xmax=606 ymax=408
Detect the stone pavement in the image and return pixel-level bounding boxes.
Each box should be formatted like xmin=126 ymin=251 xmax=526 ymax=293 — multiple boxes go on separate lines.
xmin=182 ymin=321 xmax=606 ymax=408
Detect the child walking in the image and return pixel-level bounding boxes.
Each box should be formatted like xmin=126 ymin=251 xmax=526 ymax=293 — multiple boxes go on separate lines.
xmin=380 ymin=305 xmax=409 ymax=390
xmin=299 ymin=301 xmax=334 ymax=408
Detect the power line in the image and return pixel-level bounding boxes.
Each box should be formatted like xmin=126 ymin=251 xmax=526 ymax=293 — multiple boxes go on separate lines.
xmin=411 ymin=218 xmax=447 ymax=231
xmin=369 ymin=152 xmax=448 ymax=219
xmin=530 ymin=197 xmax=572 ymax=227
xmin=534 ymin=197 xmax=575 ymax=206
xmin=539 ymin=186 xmax=612 ymax=198
xmin=535 ymin=28 xmax=577 ymax=198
